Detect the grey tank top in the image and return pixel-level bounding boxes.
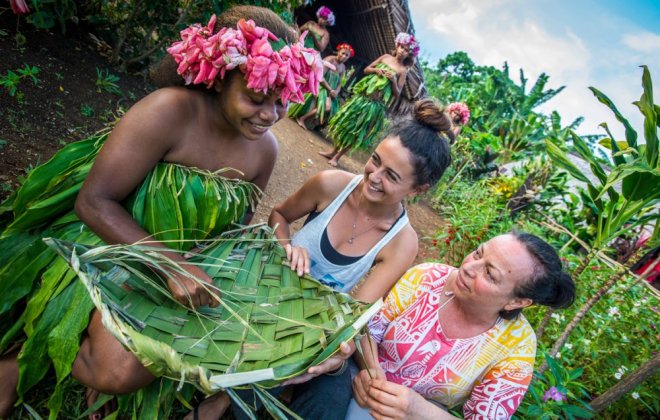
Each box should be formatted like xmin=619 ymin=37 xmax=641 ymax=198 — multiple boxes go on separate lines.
xmin=291 ymin=175 xmax=410 ymax=293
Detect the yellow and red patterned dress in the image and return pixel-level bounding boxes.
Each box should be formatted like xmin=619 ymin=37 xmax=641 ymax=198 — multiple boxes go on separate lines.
xmin=368 ymin=263 xmax=536 ymax=419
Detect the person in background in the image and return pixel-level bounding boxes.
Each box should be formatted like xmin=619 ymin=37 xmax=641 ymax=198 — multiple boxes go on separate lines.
xmin=321 ymin=32 xmax=420 ymax=167
xmin=289 ymin=42 xmax=355 ymax=129
xmin=447 ymin=101 xmax=470 ymax=138
xmin=300 ymin=5 xmax=335 ymax=53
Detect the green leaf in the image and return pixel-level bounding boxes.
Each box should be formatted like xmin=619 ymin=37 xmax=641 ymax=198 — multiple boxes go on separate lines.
xmin=544 ymin=352 xmax=563 ymax=384
xmin=589 ymin=86 xmax=638 ymax=149
xmin=570 ymin=131 xmax=607 ymax=185
xmin=598 ymin=138 xmax=628 ymax=151
xmin=545 ymin=139 xmax=591 ymax=184
xmin=622 ymin=171 xmax=660 ymax=201
xmin=634 ymin=65 xmax=658 ymax=168
xmin=562 ymin=404 xmax=594 ymax=418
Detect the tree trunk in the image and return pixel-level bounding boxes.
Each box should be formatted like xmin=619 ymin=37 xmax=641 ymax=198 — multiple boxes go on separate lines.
xmin=534 ymin=308 xmax=554 ymax=339
xmin=590 ymin=352 xmax=660 ymax=413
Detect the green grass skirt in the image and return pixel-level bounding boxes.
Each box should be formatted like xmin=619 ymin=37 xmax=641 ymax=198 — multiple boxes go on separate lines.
xmin=327 ymin=94 xmax=388 ymax=151
xmin=288 ymin=70 xmax=341 ymax=125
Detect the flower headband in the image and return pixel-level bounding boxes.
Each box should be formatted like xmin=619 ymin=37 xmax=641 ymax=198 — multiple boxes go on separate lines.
xmin=395 ymin=32 xmax=420 ymax=57
xmin=317 ymin=6 xmax=336 ymax=26
xmin=336 ymin=43 xmax=355 ymax=58
xmin=167 ymin=15 xmax=323 ymax=105
xmin=447 ymin=102 xmax=470 ymax=125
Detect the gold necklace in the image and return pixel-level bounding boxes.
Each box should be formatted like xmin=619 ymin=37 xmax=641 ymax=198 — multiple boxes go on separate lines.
xmin=347 ymin=191 xmax=398 ymax=245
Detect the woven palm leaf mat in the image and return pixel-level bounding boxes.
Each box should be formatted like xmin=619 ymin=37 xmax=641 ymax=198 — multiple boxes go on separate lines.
xmin=45 ymin=225 xmax=382 ymax=394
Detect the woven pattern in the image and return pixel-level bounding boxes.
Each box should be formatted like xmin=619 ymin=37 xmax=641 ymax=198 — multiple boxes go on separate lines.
xmin=46 ymin=225 xmax=381 ymax=394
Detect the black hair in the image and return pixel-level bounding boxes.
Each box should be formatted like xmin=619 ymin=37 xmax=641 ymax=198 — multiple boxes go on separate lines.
xmin=387 ymin=98 xmax=453 ymax=187
xmin=499 ymin=231 xmax=576 ymax=320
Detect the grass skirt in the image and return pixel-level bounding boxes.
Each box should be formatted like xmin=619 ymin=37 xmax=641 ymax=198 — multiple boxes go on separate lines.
xmin=288 ymin=70 xmax=341 ymax=125
xmin=327 ymin=94 xmax=387 ymax=151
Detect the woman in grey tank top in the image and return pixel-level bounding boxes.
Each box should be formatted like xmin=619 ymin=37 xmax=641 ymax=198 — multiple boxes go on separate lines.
xmin=260 ymin=99 xmax=456 ymax=417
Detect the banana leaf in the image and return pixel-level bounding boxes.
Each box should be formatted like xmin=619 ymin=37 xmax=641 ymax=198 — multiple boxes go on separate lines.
xmin=45 ymin=225 xmax=381 ymax=400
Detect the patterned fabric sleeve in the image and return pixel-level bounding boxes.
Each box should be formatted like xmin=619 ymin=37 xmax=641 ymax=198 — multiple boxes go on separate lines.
xmin=368 ymin=263 xmax=450 ymax=343
xmin=462 ymin=330 xmax=537 ymax=419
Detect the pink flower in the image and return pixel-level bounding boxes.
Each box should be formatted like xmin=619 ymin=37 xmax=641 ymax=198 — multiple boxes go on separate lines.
xmin=316 ymin=6 xmax=336 ymax=26
xmin=167 ymin=15 xmax=322 ymax=104
xmin=237 ymin=18 xmax=277 ymax=43
xmin=395 ymin=32 xmax=420 ymax=57
xmin=10 ymin=0 xmax=30 ymax=15
xmin=447 ymin=102 xmax=471 ymax=125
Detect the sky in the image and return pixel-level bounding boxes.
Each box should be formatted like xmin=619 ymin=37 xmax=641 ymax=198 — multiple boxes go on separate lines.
xmin=409 ymin=0 xmax=660 ymax=139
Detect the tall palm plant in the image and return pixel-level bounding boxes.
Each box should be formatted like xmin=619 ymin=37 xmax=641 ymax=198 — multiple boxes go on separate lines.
xmin=539 ymin=66 xmax=659 ymax=373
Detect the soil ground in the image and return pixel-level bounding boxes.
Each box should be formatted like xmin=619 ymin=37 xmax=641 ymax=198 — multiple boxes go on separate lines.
xmin=0 ymin=14 xmax=444 ymax=262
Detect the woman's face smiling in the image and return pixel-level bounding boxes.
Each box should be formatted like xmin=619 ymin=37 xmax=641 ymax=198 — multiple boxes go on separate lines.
xmin=217 ymin=71 xmax=286 ymax=140
xmin=362 ymin=136 xmax=419 ymax=204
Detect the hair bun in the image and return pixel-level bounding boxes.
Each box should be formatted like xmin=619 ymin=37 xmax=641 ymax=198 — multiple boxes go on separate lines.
xmin=413 ymin=98 xmax=455 ymax=142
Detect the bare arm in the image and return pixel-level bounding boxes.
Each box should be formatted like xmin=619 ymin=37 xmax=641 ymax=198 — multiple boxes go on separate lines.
xmin=363 ymin=56 xmax=386 ymax=75
xmin=269 ymin=170 xmax=351 ymax=274
xmin=389 ymin=68 xmax=408 ymax=99
xmin=75 ymin=89 xmax=217 ymax=307
xmin=351 ymin=227 xmax=418 ymax=303
xmin=356 ymin=376 xmax=457 ymax=419
xmin=316 ymin=29 xmax=329 ymax=52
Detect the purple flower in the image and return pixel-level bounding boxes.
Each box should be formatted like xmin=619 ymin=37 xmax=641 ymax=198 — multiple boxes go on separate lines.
xmin=543 ymin=386 xmax=567 ymax=402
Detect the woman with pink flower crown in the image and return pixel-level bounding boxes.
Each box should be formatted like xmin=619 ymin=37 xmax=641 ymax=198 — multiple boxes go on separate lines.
xmin=447 ymin=102 xmax=471 ymax=138
xmin=320 ymin=32 xmax=420 ymax=167
xmin=0 ymin=6 xmax=323 ymax=419
xmin=300 ymin=5 xmax=335 ymax=53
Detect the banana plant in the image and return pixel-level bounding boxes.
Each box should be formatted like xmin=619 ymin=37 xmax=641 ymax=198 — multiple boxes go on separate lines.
xmin=539 ymin=65 xmax=659 ymax=372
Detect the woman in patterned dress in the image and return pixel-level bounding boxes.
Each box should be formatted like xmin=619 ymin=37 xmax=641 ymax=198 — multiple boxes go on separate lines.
xmin=348 ymin=232 xmax=575 ymax=419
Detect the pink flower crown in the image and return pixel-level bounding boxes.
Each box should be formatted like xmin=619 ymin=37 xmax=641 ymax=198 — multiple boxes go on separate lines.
xmin=317 ymin=6 xmax=335 ymax=26
xmin=447 ymin=102 xmax=470 ymax=125
xmin=395 ymin=32 xmax=420 ymax=57
xmin=167 ymin=16 xmax=324 ymax=105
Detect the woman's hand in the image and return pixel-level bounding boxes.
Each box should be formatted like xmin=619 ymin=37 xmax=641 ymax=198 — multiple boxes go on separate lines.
xmin=352 ymin=368 xmax=385 ymax=407
xmin=355 ymin=375 xmax=423 ymax=419
xmin=285 ymin=244 xmax=311 ymax=276
xmin=164 ymin=262 xmax=219 ymax=308
xmin=282 ymin=341 xmax=353 ymax=385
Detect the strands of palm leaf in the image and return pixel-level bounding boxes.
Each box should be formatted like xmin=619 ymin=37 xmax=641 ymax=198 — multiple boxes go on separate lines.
xmin=45 ymin=225 xmax=382 ymax=400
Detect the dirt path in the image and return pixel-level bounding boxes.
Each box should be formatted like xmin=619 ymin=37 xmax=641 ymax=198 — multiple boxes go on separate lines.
xmin=253 ymin=118 xmax=444 ymax=263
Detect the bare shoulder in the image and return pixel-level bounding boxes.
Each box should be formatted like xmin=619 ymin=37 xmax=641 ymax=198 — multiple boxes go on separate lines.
xmin=383 ymin=223 xmax=418 ymax=260
xmin=120 ymin=87 xmax=197 ymax=130
xmin=307 ymin=169 xmax=356 ymax=197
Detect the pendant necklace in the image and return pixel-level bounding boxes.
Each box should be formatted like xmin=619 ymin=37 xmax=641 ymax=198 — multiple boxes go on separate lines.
xmin=347 ymin=191 xmax=397 ymax=245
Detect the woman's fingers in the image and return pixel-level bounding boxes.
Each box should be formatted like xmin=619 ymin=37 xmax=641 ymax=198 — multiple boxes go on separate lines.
xmin=285 ymin=244 xmax=293 ymax=261
xmin=287 ymin=246 xmax=310 ymax=276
